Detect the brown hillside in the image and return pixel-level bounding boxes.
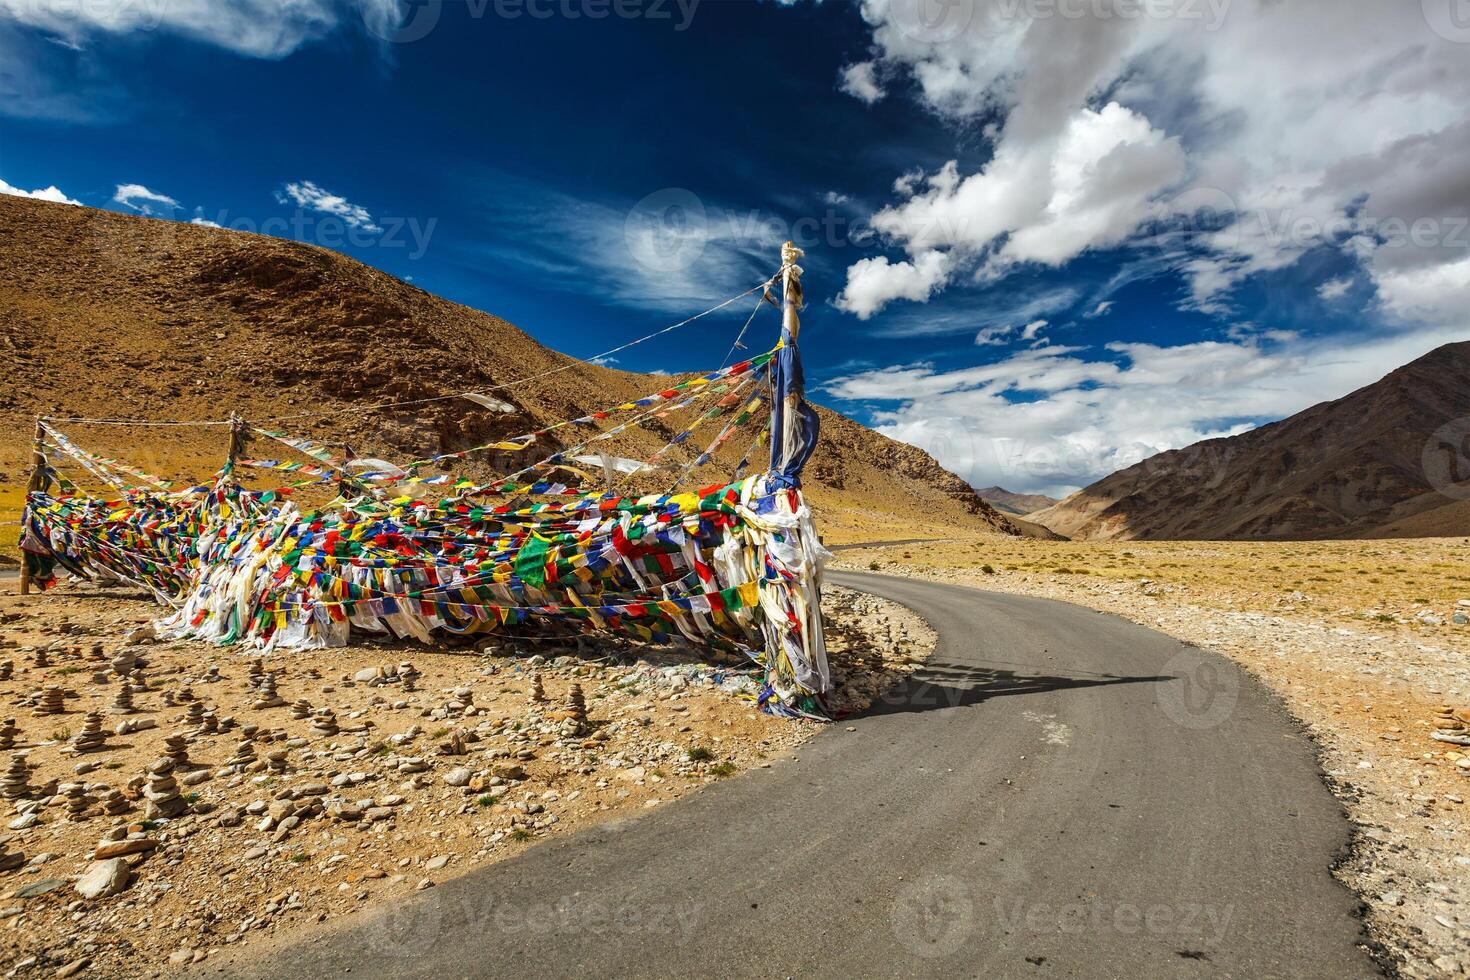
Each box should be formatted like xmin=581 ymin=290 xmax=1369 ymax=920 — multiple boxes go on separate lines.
xmin=1030 ymin=341 xmax=1470 ymax=540
xmin=0 ymin=195 xmax=1027 ymax=546
xmin=976 ymin=486 xmax=1060 ymax=516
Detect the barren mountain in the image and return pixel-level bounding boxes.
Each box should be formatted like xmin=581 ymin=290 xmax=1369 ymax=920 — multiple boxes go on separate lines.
xmin=1029 ymin=342 xmax=1470 ymax=540
xmin=976 ymin=486 xmax=1060 ymax=516
xmin=0 ymin=195 xmax=1033 ymax=545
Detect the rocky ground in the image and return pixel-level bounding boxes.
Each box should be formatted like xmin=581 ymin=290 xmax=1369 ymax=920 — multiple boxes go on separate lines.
xmin=836 ymin=537 xmax=1470 ymax=979
xmin=0 ymin=578 xmax=930 ymax=978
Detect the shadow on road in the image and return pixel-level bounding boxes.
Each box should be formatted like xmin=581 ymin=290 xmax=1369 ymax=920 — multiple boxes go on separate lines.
xmin=859 ymin=659 xmax=1174 ymax=717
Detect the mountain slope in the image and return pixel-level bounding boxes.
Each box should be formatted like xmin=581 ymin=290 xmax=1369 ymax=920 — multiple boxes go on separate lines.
xmin=976 ymin=486 xmax=1060 ymax=516
xmin=0 ymin=195 xmax=1031 ymax=544
xmin=1029 ymin=343 xmax=1470 ymax=540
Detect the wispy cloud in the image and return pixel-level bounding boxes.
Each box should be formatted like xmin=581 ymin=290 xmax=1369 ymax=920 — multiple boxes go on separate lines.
xmin=276 ymin=180 xmax=381 ymax=233
xmin=113 ymin=183 xmax=179 ymax=215
xmin=455 ymin=171 xmax=779 ymax=316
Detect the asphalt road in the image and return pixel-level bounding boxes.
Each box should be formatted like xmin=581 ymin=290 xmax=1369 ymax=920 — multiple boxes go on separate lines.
xmin=217 ymin=571 xmax=1373 ymax=979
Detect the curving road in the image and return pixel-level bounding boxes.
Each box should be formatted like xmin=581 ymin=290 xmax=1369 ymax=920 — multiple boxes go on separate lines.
xmin=215 ymin=571 xmax=1374 ymax=978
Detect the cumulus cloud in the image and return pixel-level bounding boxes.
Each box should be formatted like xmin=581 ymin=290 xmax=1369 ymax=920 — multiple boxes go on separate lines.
xmin=816 ymin=0 xmax=1470 ymax=324
xmin=836 ymin=250 xmax=951 ymax=319
xmin=113 ymin=183 xmax=179 ymax=215
xmin=822 ymin=325 xmax=1466 ymax=496
xmin=276 ymin=180 xmax=381 ymax=233
xmin=0 ymin=176 xmax=80 ymax=206
xmin=838 ymin=61 xmax=883 ymax=104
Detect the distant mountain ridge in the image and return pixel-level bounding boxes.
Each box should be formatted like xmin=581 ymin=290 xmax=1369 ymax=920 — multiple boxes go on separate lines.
xmin=976 ymin=486 xmax=1060 ymax=516
xmin=0 ymin=194 xmax=1042 ymax=547
xmin=1028 ymin=342 xmax=1470 ymax=540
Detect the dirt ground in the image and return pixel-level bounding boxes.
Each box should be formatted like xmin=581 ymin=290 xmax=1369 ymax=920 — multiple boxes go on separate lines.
xmin=0 ymin=578 xmax=931 ymax=978
xmin=835 ymin=532 xmax=1470 ymax=979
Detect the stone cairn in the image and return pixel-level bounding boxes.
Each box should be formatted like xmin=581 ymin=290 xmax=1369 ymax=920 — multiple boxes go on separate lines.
xmin=252 ymin=673 xmax=285 ymax=709
xmin=163 ymin=732 xmax=192 ymax=768
xmin=62 ymin=782 xmax=94 ymax=821
xmin=2 ymin=754 xmax=30 ymax=800
xmin=529 ymin=673 xmax=546 ymax=703
xmin=0 ymin=838 xmax=23 ymax=873
xmin=65 ymin=713 xmax=107 ymax=754
xmin=400 ymin=663 xmax=421 ymax=692
xmin=567 ymin=684 xmax=587 ymax=730
xmin=183 ymin=701 xmax=205 ymax=729
xmin=0 ymin=720 xmax=19 ymax=753
xmin=247 ymin=659 xmax=265 ymax=691
xmin=310 ymin=708 xmax=339 ymax=738
xmin=289 ymin=699 xmax=312 ymax=721
xmin=266 ymin=749 xmax=289 ymax=773
xmin=32 ymin=649 xmax=49 ymax=670
xmin=87 ymin=643 xmax=106 ymax=663
xmin=99 ymin=787 xmax=130 ymax=816
xmin=438 ymin=730 xmax=468 ymax=756
xmin=177 ymin=685 xmax=196 ymax=704
xmin=225 ymin=740 xmax=256 ymax=771
xmin=198 ymin=711 xmax=220 ymax=736
xmin=32 ymin=686 xmax=66 ymax=717
xmin=109 ymin=680 xmax=137 ymax=715
xmin=0 ymin=661 xmax=13 ymax=682
xmin=143 ymin=758 xmax=187 ymax=819
xmin=446 ymin=688 xmax=474 ymax=716
xmin=201 ymin=665 xmax=222 ymax=684
xmin=160 ymin=689 xmax=176 ymax=708
xmin=110 ymin=652 xmax=136 ymax=678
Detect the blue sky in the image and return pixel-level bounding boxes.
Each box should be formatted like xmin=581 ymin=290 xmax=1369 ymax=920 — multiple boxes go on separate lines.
xmin=2 ymin=0 xmax=1467 ymax=495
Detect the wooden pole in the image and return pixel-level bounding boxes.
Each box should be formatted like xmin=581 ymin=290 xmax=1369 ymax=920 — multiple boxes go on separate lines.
xmin=777 ymin=241 xmax=805 ymax=472
xmin=225 ymin=413 xmax=245 ymax=473
xmin=18 ymin=419 xmax=46 ymax=595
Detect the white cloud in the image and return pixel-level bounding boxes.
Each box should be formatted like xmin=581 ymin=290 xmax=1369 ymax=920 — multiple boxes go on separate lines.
xmin=0 ymin=176 xmax=80 ymax=206
xmin=1086 ymin=300 xmax=1114 ymax=318
xmin=824 ymin=191 xmax=850 ymax=206
xmin=113 ymin=183 xmax=179 ymax=215
xmin=0 ymin=0 xmax=382 ymax=59
xmin=190 ymin=216 xmax=223 ymax=229
xmin=822 ymin=324 xmax=1467 ymax=497
xmin=1019 ymin=319 xmax=1047 ymax=341
xmin=276 ymin=180 xmax=381 ymax=233
xmin=814 ymin=1 xmax=1470 ymax=324
xmin=838 ymin=61 xmax=883 ymax=104
xmin=1372 ymin=254 xmax=1470 ymax=326
xmin=835 ymin=251 xmax=950 ymax=320
xmin=1317 ymin=277 xmax=1352 ymax=302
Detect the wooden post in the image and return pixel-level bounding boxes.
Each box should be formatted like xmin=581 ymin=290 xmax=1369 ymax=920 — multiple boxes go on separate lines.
xmin=225 ymin=414 xmax=246 ymax=473
xmin=18 ymin=419 xmax=46 ymax=595
xmin=776 ymin=241 xmax=805 ymax=472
